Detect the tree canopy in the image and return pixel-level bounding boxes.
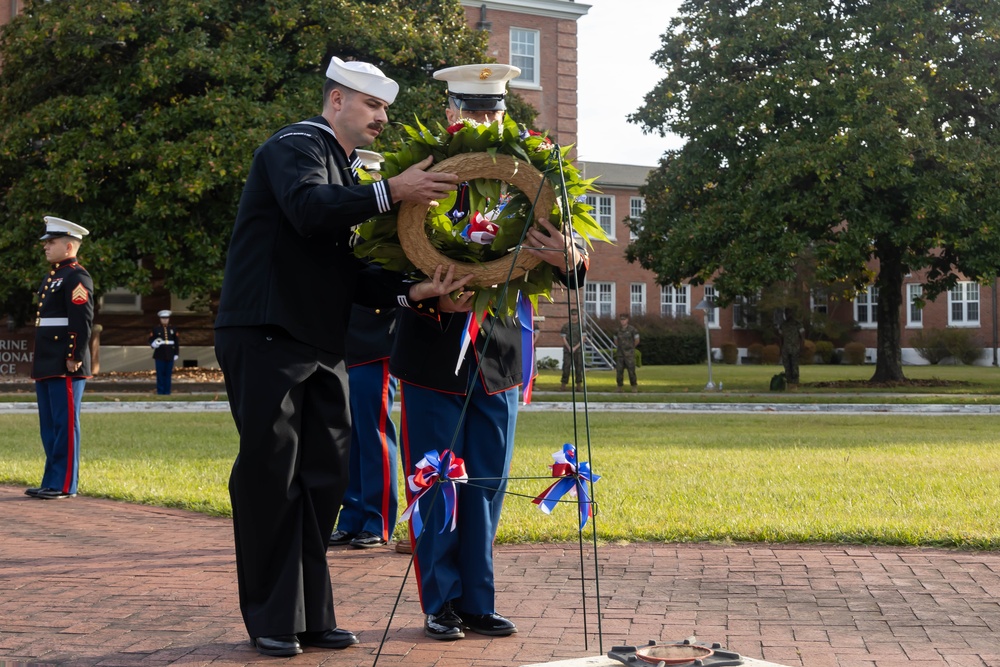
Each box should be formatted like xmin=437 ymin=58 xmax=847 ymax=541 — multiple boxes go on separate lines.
xmin=628 ymin=0 xmax=1000 ymax=380
xmin=0 ymin=0 xmax=526 ymax=321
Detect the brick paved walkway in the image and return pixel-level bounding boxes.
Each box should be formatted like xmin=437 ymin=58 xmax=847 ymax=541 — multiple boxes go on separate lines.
xmin=1 ymin=485 xmax=999 ymax=667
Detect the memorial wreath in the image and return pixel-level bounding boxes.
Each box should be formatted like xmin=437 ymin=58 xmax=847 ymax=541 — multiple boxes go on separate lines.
xmin=352 ymin=115 xmax=609 ymax=316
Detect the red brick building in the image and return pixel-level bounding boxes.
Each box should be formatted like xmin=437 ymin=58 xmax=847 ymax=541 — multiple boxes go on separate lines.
xmin=2 ymin=0 xmax=997 ymax=371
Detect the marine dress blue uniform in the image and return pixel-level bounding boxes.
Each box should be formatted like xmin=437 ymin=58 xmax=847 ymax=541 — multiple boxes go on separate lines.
xmin=31 ymin=256 xmax=94 ymax=498
xmin=391 ymin=262 xmax=586 ymax=628
xmin=149 ymin=318 xmax=179 ymax=395
xmin=331 ymin=305 xmax=399 ymax=546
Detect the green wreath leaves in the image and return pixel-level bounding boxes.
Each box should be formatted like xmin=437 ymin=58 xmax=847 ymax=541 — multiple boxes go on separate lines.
xmin=353 ymin=115 xmax=609 ymax=316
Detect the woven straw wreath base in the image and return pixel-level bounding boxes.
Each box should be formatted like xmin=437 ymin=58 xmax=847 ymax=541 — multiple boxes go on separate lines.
xmin=397 ymin=152 xmax=558 ymax=287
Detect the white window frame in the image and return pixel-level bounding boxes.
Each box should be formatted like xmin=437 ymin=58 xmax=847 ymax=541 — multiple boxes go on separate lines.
xmin=948 ymin=281 xmax=980 ymax=327
xmin=854 ymin=286 xmax=878 ymax=329
xmin=509 ymin=28 xmax=541 ymax=88
xmin=906 ymin=284 xmax=923 ymax=328
xmin=585 ymin=194 xmax=615 ymax=240
xmin=702 ymin=285 xmax=720 ymax=328
xmin=630 ymin=283 xmax=646 ymax=316
xmin=584 ymin=282 xmax=615 ymax=318
xmin=732 ymin=294 xmax=759 ymax=330
xmin=660 ymin=284 xmax=690 ymax=318
xmin=99 ymin=287 xmax=142 ymax=314
xmin=810 ymin=288 xmax=829 ymax=315
xmin=628 ymin=196 xmax=645 ymax=241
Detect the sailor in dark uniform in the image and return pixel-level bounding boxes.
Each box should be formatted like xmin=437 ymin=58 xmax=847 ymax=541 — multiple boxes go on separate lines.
xmin=329 ymin=150 xmax=404 ymax=551
xmin=149 ymin=309 xmax=179 ymax=395
xmin=214 ymin=56 xmax=466 ymax=658
xmin=392 ymin=64 xmax=590 ymax=641
xmin=27 ymin=216 xmax=94 ymax=500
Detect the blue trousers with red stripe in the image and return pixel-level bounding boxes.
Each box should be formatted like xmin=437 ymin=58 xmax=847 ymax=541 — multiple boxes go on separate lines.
xmin=335 ymin=359 xmax=399 ymax=541
xmin=400 ymin=380 xmax=518 ymax=616
xmin=35 ymin=377 xmax=86 ymax=495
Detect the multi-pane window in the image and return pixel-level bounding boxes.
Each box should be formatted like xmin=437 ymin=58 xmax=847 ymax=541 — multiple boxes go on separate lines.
xmin=661 ymin=285 xmax=689 ymax=318
xmin=855 ymin=286 xmax=878 ymax=327
xmin=584 ymin=282 xmax=615 ymax=318
xmin=702 ymin=285 xmax=719 ymax=326
xmin=510 ymin=28 xmax=540 ymax=86
xmin=628 ymin=197 xmax=645 ymax=241
xmin=810 ymin=288 xmax=829 ymax=315
xmin=630 ymin=283 xmax=646 ymax=316
xmin=585 ymin=195 xmax=615 ymax=238
xmin=907 ymin=284 xmax=923 ymax=327
xmin=949 ymin=281 xmax=980 ymax=326
xmin=732 ymin=294 xmax=759 ymax=329
xmin=99 ymin=287 xmax=142 ymax=313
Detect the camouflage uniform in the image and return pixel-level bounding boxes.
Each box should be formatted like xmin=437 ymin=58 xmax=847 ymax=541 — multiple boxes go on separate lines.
xmin=614 ymin=324 xmax=640 ymax=389
xmin=560 ymin=320 xmax=586 ymax=389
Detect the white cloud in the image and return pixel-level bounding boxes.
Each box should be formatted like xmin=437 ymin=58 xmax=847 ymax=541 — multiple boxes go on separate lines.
xmin=576 ymin=0 xmax=684 ymax=167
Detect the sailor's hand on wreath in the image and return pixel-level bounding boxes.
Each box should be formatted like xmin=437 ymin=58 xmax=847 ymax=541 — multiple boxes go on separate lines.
xmin=524 ymin=217 xmax=583 ymax=268
xmin=408 ymin=264 xmax=474 ymax=303
xmin=388 ymin=156 xmax=460 ymax=207
xmin=439 ymin=289 xmax=476 ymax=313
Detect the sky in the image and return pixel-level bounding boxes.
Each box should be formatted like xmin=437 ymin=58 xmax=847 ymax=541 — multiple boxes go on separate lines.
xmin=575 ymin=0 xmax=685 ymax=167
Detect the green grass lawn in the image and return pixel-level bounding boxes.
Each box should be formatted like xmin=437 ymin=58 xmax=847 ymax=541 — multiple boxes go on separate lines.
xmin=3 ymin=409 xmax=999 ymax=549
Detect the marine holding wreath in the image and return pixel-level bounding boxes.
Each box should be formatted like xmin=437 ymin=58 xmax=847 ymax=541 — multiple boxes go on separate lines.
xmin=386 ymin=64 xmax=592 ymax=641
xmin=213 ymin=55 xmax=469 ymax=658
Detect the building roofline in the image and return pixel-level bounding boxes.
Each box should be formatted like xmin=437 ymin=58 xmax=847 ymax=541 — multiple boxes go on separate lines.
xmin=578 ymin=161 xmax=654 ymax=188
xmin=461 ymin=0 xmax=591 ymax=20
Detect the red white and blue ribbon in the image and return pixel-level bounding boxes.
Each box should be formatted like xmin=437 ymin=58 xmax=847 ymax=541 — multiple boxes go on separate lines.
xmin=517 ymin=292 xmax=536 ymax=405
xmin=460 ymin=210 xmax=499 ymax=245
xmin=532 ymin=443 xmax=600 ymax=529
xmin=400 ymin=450 xmax=469 ymax=537
xmin=455 ymin=311 xmax=481 ymax=375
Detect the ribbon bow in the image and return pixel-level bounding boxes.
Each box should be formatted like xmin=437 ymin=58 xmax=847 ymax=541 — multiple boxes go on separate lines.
xmin=532 ymin=443 xmax=600 ymax=529
xmin=400 ymin=450 xmax=469 ymax=537
xmin=460 ymin=210 xmax=499 ymax=245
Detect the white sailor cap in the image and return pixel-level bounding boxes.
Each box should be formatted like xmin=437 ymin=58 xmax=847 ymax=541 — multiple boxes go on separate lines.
xmin=433 ymin=64 xmax=521 ymax=112
xmin=41 ymin=216 xmax=90 ymax=240
xmin=356 ymin=150 xmax=384 ymax=171
xmin=157 ymin=310 xmax=172 ymax=318
xmin=326 ymin=56 xmax=399 ymax=105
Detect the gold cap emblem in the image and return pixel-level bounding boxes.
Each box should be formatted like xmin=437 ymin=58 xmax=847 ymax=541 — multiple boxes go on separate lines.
xmin=479 ymin=67 xmax=492 ymax=80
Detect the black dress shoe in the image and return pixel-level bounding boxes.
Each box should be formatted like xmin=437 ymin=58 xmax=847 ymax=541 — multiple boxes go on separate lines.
xmin=24 ymin=487 xmax=42 ymax=497
xmin=461 ymin=612 xmax=517 ymax=636
xmin=251 ymin=635 xmax=302 ymax=656
xmin=424 ymin=603 xmax=464 ymax=640
xmin=35 ymin=488 xmax=77 ymax=500
xmin=329 ymin=529 xmax=356 ymax=546
xmin=298 ymin=628 xmax=359 ymax=649
xmin=350 ymin=531 xmax=386 ymax=548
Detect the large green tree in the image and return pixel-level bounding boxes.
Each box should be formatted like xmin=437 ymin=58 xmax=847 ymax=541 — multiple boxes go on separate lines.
xmin=628 ymin=0 xmax=1000 ymax=381
xmin=0 ymin=0 xmax=523 ymax=321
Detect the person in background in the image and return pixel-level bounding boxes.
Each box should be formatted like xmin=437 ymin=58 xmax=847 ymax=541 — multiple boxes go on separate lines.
xmin=392 ymin=63 xmax=589 ymax=641
xmin=213 ymin=55 xmax=466 ymax=658
xmin=149 ymin=309 xmax=179 ymax=395
xmin=330 ymin=150 xmax=404 ymax=551
xmin=614 ymin=313 xmax=640 ymax=393
xmin=559 ymin=308 xmax=586 ymax=391
xmin=27 ymin=216 xmax=94 ymax=501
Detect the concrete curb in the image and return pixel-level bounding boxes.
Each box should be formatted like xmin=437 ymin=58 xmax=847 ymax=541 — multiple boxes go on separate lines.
xmin=0 ymin=401 xmax=996 ymax=414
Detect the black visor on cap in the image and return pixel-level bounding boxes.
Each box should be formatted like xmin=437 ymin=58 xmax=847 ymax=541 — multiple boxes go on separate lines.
xmin=40 ymin=231 xmax=72 ymax=240
xmin=450 ymin=93 xmax=507 ymax=112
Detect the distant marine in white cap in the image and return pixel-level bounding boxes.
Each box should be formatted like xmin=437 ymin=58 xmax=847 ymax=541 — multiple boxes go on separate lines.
xmin=433 ymin=64 xmax=521 ymax=112
xmin=326 ymin=56 xmax=399 ymax=104
xmin=157 ymin=310 xmax=172 ymax=318
xmin=40 ymin=216 xmax=89 ymax=240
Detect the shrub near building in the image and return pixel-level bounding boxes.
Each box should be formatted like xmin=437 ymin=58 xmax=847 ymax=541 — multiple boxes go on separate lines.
xmin=596 ymin=314 xmax=706 ymax=365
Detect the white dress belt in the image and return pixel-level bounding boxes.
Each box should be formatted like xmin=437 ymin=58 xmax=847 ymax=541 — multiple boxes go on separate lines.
xmin=36 ymin=317 xmax=69 ymax=327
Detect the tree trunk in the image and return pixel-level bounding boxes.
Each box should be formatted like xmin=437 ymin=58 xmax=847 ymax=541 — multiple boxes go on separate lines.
xmin=870 ymin=245 xmax=906 ymax=382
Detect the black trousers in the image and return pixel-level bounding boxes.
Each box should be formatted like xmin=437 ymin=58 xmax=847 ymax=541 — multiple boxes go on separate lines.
xmin=215 ymin=326 xmax=351 ymax=638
